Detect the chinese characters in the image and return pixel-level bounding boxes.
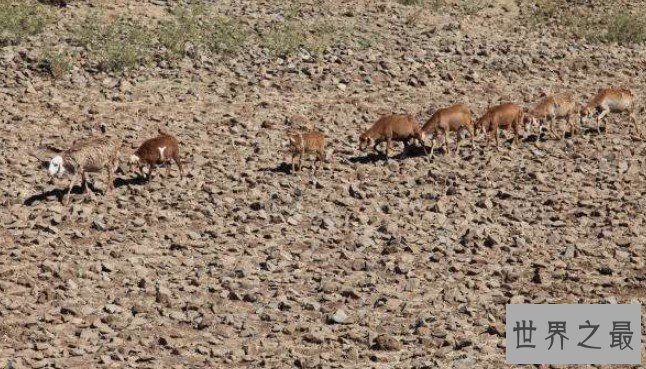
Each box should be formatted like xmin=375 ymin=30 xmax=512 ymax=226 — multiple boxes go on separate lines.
xmin=514 ymin=320 xmax=633 ymax=351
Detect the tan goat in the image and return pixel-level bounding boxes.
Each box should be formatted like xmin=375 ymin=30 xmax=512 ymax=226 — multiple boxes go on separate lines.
xmin=580 ymin=87 xmax=639 ymax=136
xmin=422 ymin=103 xmax=475 ymax=157
xmin=287 ymin=131 xmax=326 ymax=174
xmin=359 ymin=114 xmax=427 ymax=158
xmin=475 ymin=103 xmax=524 ymax=149
xmin=527 ymin=93 xmax=578 ymax=139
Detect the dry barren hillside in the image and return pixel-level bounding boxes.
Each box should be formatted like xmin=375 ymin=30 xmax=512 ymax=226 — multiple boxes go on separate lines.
xmin=1 ymin=0 xmax=646 ymax=368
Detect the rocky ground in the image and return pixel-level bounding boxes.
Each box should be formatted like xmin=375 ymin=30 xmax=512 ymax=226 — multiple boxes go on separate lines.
xmin=1 ymin=0 xmax=645 ymax=368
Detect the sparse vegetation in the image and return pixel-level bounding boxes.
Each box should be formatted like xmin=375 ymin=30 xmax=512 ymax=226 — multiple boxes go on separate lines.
xmin=38 ymin=49 xmax=72 ymax=79
xmin=158 ymin=4 xmax=206 ymax=58
xmin=203 ymin=17 xmax=247 ymax=55
xmin=158 ymin=3 xmax=247 ymax=59
xmin=460 ymin=0 xmax=488 ymax=15
xmin=526 ymin=0 xmax=559 ymax=25
xmin=264 ymin=20 xmax=337 ymax=58
xmin=70 ymin=4 xmax=246 ymax=72
xmin=355 ymin=34 xmax=377 ymax=49
xmin=398 ymin=0 xmax=425 ymax=6
xmin=522 ymin=0 xmax=646 ymax=45
xmin=0 ymin=0 xmax=51 ymax=46
xmin=74 ymin=16 xmax=153 ymax=72
xmin=306 ymin=21 xmax=336 ymax=57
xmin=600 ymin=12 xmax=646 ymax=45
xmin=265 ymin=23 xmax=307 ymax=57
xmin=427 ymin=0 xmax=446 ymax=9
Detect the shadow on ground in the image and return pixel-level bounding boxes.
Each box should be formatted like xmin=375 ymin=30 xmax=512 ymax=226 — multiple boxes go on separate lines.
xmin=23 ymin=176 xmax=148 ymax=206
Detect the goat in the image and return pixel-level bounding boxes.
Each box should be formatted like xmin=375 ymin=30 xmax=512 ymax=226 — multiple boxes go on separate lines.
xmin=286 ymin=131 xmax=326 ymax=174
xmin=129 ymin=128 xmax=183 ymax=180
xmin=580 ymin=87 xmax=639 ymax=136
xmin=421 ymin=103 xmax=475 ymax=157
xmin=474 ymin=103 xmax=524 ymax=149
xmin=31 ymin=137 xmax=121 ymax=204
xmin=527 ymin=93 xmax=577 ymax=139
xmin=359 ymin=114 xmax=427 ymax=158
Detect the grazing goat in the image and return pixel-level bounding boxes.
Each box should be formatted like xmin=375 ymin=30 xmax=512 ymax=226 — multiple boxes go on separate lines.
xmin=580 ymin=87 xmax=639 ymax=136
xmin=422 ymin=104 xmax=475 ymax=157
xmin=527 ymin=93 xmax=577 ymax=139
xmin=32 ymin=137 xmax=121 ymax=204
xmin=129 ymin=128 xmax=183 ymax=180
xmin=475 ymin=103 xmax=524 ymax=149
xmin=286 ymin=131 xmax=326 ymax=174
xmin=359 ymin=114 xmax=427 ymax=158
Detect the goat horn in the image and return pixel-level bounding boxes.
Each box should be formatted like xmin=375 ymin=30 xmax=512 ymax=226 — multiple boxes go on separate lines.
xmin=45 ymin=145 xmax=64 ymax=153
xmin=28 ymin=151 xmax=48 ymax=163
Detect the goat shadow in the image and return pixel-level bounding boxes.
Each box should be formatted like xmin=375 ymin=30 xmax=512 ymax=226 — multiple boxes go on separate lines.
xmin=523 ymin=134 xmax=541 ymax=143
xmin=581 ymin=126 xmax=606 ymax=136
xmin=349 ymin=144 xmax=438 ymax=163
xmin=263 ymin=161 xmax=330 ymax=175
xmin=261 ymin=162 xmax=293 ymax=174
xmin=23 ymin=176 xmax=148 ymax=206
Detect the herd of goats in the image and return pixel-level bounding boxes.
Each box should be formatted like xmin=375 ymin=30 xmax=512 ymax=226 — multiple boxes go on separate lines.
xmin=29 ymin=86 xmax=638 ymax=205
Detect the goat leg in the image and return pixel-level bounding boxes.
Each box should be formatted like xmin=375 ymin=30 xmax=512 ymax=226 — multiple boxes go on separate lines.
xmin=429 ymin=137 xmax=435 ymax=158
xmin=174 ymin=156 xmax=184 ymax=179
xmin=418 ymin=134 xmax=428 ymax=156
xmin=63 ymin=172 xmax=80 ymax=205
xmin=597 ymin=108 xmax=609 ymax=134
xmin=469 ymin=125 xmax=475 ymax=149
xmin=493 ymin=126 xmax=500 ymax=150
xmin=443 ymin=129 xmax=450 ymax=155
xmin=106 ymin=166 xmax=114 ymax=194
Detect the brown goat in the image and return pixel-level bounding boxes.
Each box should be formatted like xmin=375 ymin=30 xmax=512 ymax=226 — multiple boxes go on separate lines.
xmin=287 ymin=131 xmax=326 ymax=174
xmin=422 ymin=104 xmax=475 ymax=157
xmin=359 ymin=114 xmax=427 ymax=158
xmin=527 ymin=93 xmax=578 ymax=139
xmin=580 ymin=87 xmax=639 ymax=136
xmin=129 ymin=128 xmax=183 ymax=180
xmin=475 ymin=103 xmax=524 ymax=149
